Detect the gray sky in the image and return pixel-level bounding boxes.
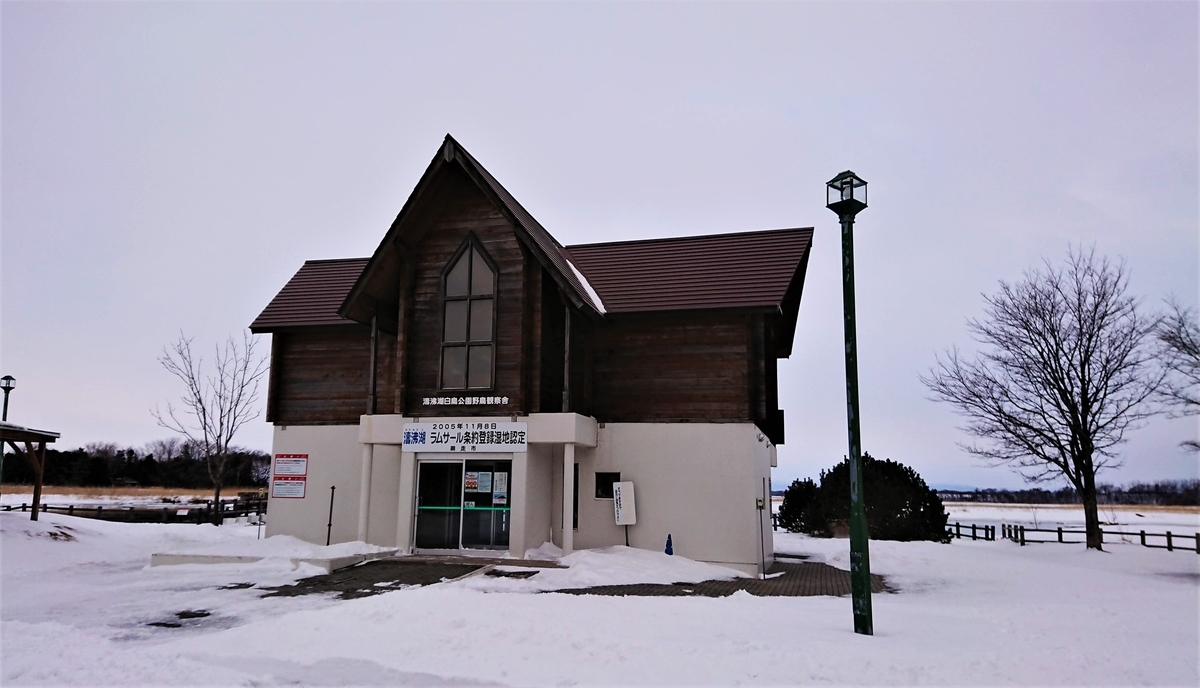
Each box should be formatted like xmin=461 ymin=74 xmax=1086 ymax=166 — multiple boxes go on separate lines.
xmin=3 ymin=2 xmax=1196 ymax=490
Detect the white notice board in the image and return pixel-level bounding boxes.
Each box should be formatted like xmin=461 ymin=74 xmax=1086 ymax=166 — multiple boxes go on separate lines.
xmin=613 ymin=481 xmax=636 ymax=526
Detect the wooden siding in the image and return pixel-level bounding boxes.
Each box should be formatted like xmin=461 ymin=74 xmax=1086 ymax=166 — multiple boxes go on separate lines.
xmin=590 ymin=313 xmax=753 ymax=422
xmin=402 ymin=169 xmax=527 ymax=415
xmin=272 ymin=328 xmax=395 ymax=425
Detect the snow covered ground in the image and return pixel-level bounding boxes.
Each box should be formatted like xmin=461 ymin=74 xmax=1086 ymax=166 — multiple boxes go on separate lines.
xmin=945 ymin=503 xmax=1200 ymax=534
xmin=3 ymin=510 xmax=1197 ymax=686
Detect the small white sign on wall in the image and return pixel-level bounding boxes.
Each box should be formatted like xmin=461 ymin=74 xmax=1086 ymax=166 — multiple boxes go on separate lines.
xmin=613 ymin=481 xmax=636 ymax=526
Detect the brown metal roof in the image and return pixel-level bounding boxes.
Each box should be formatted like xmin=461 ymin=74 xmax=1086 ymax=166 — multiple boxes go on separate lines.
xmin=563 ymin=227 xmax=813 ymax=314
xmin=250 ymin=258 xmax=369 ymax=332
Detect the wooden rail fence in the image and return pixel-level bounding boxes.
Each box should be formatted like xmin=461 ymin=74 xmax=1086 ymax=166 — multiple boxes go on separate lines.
xmin=985 ymin=523 xmax=1200 ymax=553
xmin=2 ymin=498 xmax=266 ymax=525
xmin=948 ymin=522 xmax=997 ymax=541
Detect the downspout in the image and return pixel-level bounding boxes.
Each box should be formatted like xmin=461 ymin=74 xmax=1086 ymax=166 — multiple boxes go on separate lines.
xmin=562 ymin=304 xmax=571 ymax=413
xmin=367 ymin=308 xmax=378 ymax=415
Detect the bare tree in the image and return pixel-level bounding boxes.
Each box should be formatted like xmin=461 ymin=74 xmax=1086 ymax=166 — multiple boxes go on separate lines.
xmin=921 ymin=247 xmax=1162 ymax=550
xmin=144 ymin=437 xmax=183 ymax=462
xmin=153 ymin=331 xmax=267 ymax=524
xmin=1156 ymin=298 xmax=1200 ymax=450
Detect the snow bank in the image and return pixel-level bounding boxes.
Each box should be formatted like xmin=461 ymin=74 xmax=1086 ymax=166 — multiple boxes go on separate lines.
xmin=461 ymin=544 xmax=747 ymax=592
xmin=158 ymin=534 xmax=392 ymax=560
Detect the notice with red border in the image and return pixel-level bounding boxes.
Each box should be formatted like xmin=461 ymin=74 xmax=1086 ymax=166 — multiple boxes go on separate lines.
xmin=273 ymin=454 xmax=308 ymax=476
xmin=272 ymin=476 xmax=306 ymax=499
xmin=272 ymin=454 xmax=308 ymax=498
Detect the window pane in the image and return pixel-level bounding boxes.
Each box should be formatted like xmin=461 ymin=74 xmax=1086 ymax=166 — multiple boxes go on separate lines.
xmin=446 ymin=251 xmax=470 ymax=297
xmin=595 ymin=472 xmax=621 ymax=499
xmin=469 ymin=299 xmax=493 ymax=342
xmin=443 ymin=300 xmax=467 ymax=342
xmin=467 ymin=345 xmax=492 ymax=389
xmin=442 ymin=347 xmax=466 ymax=389
xmin=471 ymin=249 xmax=494 ymax=295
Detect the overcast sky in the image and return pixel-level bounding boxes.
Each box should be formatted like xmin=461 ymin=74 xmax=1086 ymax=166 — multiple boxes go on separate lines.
xmin=3 ymin=2 xmax=1196 ymax=490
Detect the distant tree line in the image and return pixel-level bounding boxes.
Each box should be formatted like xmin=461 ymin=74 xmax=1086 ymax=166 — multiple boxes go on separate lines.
xmin=1 ymin=438 xmax=269 ymax=489
xmin=934 ymin=479 xmax=1199 ymax=506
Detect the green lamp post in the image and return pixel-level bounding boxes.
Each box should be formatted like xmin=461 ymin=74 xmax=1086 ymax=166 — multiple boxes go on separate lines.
xmin=826 ymin=171 xmax=874 ymax=636
xmin=1 ymin=376 xmax=14 ymax=422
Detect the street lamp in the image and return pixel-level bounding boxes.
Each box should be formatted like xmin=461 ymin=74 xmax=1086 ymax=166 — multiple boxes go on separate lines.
xmin=0 ymin=376 xmax=14 ymax=422
xmin=826 ymin=170 xmax=874 ymax=636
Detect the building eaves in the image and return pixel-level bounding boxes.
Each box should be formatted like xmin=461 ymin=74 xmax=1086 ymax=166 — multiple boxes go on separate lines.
xmin=250 ymin=258 xmax=369 ymax=332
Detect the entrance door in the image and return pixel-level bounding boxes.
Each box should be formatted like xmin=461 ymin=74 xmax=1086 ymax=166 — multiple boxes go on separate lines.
xmin=413 ymin=458 xmax=511 ymax=551
xmin=414 ymin=462 xmax=463 ymax=550
xmin=461 ymin=459 xmax=511 ymax=550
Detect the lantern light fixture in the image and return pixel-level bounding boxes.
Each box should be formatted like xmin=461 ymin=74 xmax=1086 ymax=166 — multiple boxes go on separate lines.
xmin=826 ymin=170 xmax=868 ymax=218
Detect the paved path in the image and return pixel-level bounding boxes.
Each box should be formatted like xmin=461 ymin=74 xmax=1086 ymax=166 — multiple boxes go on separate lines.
xmin=556 ymin=560 xmax=890 ymax=598
xmin=259 ymin=554 xmax=890 ymax=600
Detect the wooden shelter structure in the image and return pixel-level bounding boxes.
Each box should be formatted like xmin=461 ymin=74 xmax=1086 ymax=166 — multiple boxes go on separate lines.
xmin=1 ymin=422 xmax=60 ymax=521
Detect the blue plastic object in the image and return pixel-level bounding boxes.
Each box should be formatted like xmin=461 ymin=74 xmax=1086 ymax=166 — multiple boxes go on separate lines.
xmin=665 ymin=533 xmax=673 ymax=555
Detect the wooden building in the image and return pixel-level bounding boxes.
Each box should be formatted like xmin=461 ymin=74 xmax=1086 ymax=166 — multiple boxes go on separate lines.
xmin=251 ymin=136 xmax=813 ymax=574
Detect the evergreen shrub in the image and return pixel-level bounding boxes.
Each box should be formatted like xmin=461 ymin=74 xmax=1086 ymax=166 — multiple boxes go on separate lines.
xmin=779 ymin=453 xmax=950 ymax=542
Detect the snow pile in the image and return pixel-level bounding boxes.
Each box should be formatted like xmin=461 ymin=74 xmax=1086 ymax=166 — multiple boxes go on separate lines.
xmin=524 ymin=540 xmax=563 ymax=560
xmin=461 ymin=544 xmax=748 ymax=592
xmin=159 ymin=534 xmax=392 ymax=560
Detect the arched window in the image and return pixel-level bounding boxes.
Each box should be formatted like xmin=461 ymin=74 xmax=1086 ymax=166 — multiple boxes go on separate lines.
xmin=440 ymin=238 xmax=496 ymax=390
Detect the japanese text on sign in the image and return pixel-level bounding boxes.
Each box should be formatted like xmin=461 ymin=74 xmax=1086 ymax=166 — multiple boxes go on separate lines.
xmin=273 ymin=454 xmax=308 ymax=476
xmin=402 ymin=421 xmax=528 ymax=452
xmin=272 ymin=476 xmax=306 ymax=499
xmin=422 ymin=396 xmax=509 ymax=406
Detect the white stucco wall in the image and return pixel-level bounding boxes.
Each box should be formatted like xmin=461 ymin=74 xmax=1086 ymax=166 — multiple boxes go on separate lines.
xmin=266 ymin=424 xmax=364 ymax=545
xmin=581 ymin=422 xmax=774 ymax=575
xmin=269 ymin=417 xmax=774 ymax=575
xmin=522 ymin=444 xmax=555 ymax=555
xmin=365 ymin=444 xmax=401 ymax=547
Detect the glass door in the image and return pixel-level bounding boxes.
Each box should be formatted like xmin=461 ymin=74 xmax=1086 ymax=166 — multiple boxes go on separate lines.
xmin=414 ymin=462 xmax=463 ymax=550
xmin=461 ymin=459 xmax=512 ymax=550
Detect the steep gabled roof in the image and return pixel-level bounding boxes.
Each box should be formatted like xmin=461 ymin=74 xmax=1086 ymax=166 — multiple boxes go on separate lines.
xmin=250 ymin=258 xmax=369 ymax=332
xmin=563 ymin=228 xmax=813 ymax=313
xmin=338 ymin=135 xmax=601 ymax=327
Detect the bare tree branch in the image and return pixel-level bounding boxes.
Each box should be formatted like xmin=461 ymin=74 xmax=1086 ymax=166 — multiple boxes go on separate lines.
xmin=920 ymin=246 xmax=1162 ymax=549
xmin=1156 ymin=298 xmax=1200 ymax=451
xmin=152 ymin=331 xmax=267 ymax=524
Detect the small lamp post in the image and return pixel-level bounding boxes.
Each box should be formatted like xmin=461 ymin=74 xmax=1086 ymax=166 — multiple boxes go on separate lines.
xmin=0 ymin=376 xmax=14 ymax=422
xmin=826 ymin=171 xmax=874 ymax=636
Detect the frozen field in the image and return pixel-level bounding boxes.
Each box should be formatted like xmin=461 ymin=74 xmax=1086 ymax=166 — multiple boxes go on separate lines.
xmin=2 ymin=510 xmax=1197 ymax=686
xmin=945 ymin=503 xmax=1200 ymax=533
xmin=1 ymin=490 xmax=247 ymax=509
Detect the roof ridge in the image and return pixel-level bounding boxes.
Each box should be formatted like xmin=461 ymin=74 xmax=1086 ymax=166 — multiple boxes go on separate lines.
xmin=566 ymin=226 xmax=812 ymax=251
xmin=303 ymin=257 xmax=371 ymax=265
